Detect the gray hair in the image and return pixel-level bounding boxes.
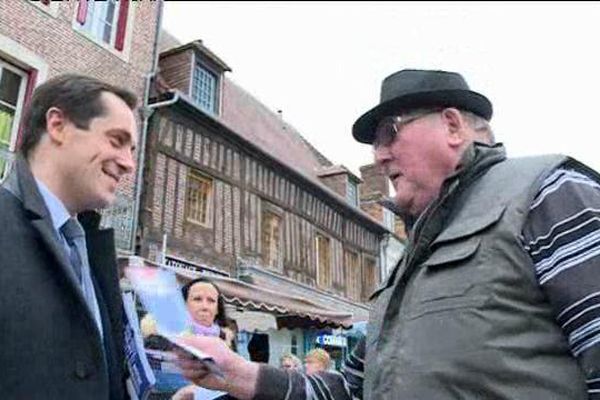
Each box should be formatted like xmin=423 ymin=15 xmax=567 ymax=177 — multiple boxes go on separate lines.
xmin=397 ymin=108 xmax=495 ymax=144
xmin=460 ymin=110 xmax=495 ymax=144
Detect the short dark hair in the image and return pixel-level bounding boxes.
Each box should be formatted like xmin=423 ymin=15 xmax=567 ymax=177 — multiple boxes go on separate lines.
xmin=181 ymin=277 xmax=228 ymax=326
xmin=19 ymin=74 xmax=137 ymax=159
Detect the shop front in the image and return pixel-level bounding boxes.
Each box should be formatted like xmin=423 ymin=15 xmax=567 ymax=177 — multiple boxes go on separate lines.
xmin=118 ymin=256 xmax=355 ymax=368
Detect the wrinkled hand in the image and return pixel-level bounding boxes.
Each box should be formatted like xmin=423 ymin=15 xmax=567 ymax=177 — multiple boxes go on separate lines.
xmin=174 ymin=335 xmax=259 ymax=400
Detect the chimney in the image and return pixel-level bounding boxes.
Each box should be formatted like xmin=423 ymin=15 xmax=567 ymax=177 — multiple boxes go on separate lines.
xmin=359 ymin=163 xmax=389 ymax=198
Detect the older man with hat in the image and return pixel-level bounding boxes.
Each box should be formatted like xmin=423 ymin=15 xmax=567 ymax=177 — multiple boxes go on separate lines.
xmin=172 ymin=69 xmax=600 ymax=399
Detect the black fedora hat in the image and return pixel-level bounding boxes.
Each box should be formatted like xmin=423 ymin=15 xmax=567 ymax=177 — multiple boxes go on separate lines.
xmin=352 ymin=69 xmax=493 ymax=144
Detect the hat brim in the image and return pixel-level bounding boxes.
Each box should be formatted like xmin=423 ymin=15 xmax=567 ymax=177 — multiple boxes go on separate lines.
xmin=352 ymin=89 xmax=493 ymax=144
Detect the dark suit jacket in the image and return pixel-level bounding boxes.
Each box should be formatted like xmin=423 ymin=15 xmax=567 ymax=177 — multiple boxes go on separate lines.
xmin=0 ymin=156 xmax=128 ymax=399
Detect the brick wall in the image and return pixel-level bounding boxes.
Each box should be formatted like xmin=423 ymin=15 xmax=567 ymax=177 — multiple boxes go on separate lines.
xmin=359 ymin=163 xmax=388 ymax=198
xmin=361 ymin=201 xmax=383 ymax=224
xmin=0 ymin=0 xmax=161 ymax=250
xmin=318 ymin=172 xmax=347 ymax=199
xmin=0 ymin=1 xmax=159 ymax=100
xmin=159 ymin=49 xmax=192 ymax=94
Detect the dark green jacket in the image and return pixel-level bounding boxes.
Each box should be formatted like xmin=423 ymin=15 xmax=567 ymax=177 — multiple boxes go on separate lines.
xmin=365 ymin=144 xmax=587 ymax=399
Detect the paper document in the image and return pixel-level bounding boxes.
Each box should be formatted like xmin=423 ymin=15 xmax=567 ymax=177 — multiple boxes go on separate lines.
xmin=125 ymin=266 xmax=224 ymax=378
xmin=194 ymin=386 xmax=228 ymax=400
xmin=123 ymin=292 xmax=156 ymax=400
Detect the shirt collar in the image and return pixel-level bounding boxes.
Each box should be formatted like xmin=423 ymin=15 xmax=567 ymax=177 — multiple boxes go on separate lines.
xmin=35 ymin=179 xmax=72 ymax=234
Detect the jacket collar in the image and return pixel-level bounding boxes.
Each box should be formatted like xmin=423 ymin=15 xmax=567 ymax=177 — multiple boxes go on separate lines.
xmin=3 ymin=155 xmax=52 ymax=221
xmin=401 ymin=141 xmax=507 ymax=232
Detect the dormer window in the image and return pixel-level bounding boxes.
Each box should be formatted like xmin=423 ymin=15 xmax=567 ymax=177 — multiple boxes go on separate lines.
xmin=158 ymin=40 xmax=230 ymax=115
xmin=347 ymin=177 xmax=359 ymax=207
xmin=192 ymin=63 xmax=218 ymax=115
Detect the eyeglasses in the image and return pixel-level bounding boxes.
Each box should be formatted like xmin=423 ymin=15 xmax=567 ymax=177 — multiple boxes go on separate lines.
xmin=373 ymin=110 xmax=441 ymax=149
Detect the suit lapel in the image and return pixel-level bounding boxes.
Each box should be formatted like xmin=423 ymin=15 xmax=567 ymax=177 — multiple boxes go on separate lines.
xmin=7 ymin=156 xmax=98 ymax=326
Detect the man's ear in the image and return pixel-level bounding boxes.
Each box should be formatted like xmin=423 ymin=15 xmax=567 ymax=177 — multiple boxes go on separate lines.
xmin=441 ymin=108 xmax=466 ymax=147
xmin=45 ymin=107 xmax=67 ymax=144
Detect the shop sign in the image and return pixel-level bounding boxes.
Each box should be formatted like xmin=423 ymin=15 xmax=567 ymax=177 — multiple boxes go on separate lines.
xmin=315 ymin=334 xmax=347 ymax=348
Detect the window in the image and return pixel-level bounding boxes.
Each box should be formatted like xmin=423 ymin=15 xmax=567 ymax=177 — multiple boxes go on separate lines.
xmin=383 ymin=208 xmax=395 ymax=231
xmin=0 ymin=61 xmax=27 ymax=179
xmin=186 ymin=170 xmax=212 ymax=226
xmin=75 ymin=0 xmax=130 ymax=51
xmin=262 ymin=211 xmax=281 ymax=269
xmin=362 ymin=257 xmax=378 ymax=302
xmin=192 ymin=64 xmax=218 ymax=114
xmin=345 ymin=250 xmax=361 ymax=301
xmin=315 ymin=233 xmax=331 ymax=288
xmin=346 ymin=178 xmax=359 ymax=207
xmin=291 ymin=334 xmax=298 ymax=355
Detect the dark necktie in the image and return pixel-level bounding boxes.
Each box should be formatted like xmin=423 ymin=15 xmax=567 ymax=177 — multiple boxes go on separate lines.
xmin=60 ymin=218 xmax=84 ymax=283
xmin=59 ymin=217 xmax=104 ymax=338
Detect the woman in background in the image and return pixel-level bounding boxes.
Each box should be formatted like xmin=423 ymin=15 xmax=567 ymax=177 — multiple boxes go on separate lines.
xmin=280 ymin=353 xmax=302 ymax=371
xmin=181 ymin=277 xmax=234 ymax=347
xmin=143 ymin=277 xmax=235 ymax=399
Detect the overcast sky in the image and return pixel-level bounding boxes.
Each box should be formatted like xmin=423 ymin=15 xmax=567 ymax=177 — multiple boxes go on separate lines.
xmin=162 ymin=1 xmax=600 ymax=177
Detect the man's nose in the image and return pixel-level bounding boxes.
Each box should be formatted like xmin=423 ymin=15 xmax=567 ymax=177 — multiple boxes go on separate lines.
xmin=119 ymin=148 xmax=136 ymax=174
xmin=373 ymin=145 xmax=392 ymax=168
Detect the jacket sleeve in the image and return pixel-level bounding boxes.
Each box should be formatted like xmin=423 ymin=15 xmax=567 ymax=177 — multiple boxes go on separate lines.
xmin=253 ymin=337 xmax=366 ymax=400
xmin=522 ymin=166 xmax=600 ymax=399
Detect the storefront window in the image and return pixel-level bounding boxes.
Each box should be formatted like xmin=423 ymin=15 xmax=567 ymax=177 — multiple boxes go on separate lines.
xmin=291 ymin=334 xmax=298 ymax=355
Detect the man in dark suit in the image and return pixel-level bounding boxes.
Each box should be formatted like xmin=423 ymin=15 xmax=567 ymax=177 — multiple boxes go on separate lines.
xmin=0 ymin=74 xmax=137 ymax=399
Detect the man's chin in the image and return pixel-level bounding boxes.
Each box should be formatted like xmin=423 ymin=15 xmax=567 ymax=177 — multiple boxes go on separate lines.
xmin=90 ymin=193 xmax=116 ymax=211
xmin=393 ymin=197 xmax=412 ymax=214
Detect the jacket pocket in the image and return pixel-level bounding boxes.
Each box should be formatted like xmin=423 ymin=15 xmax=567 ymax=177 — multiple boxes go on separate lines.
xmin=407 ymin=292 xmax=487 ymax=320
xmin=422 ymin=236 xmax=481 ymax=269
xmin=409 ymin=204 xmax=505 ymax=308
xmin=407 ymin=237 xmax=485 ymax=320
xmin=406 ymin=207 xmax=506 ymax=320
xmin=431 ymin=205 xmax=506 ymax=246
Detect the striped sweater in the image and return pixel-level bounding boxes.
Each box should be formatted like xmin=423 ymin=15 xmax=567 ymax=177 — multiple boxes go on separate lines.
xmin=253 ymin=166 xmax=600 ymax=400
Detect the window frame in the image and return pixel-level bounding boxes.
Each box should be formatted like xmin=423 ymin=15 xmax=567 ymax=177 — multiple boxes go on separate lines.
xmin=0 ymin=60 xmax=27 ymax=151
xmin=315 ymin=232 xmax=332 ymax=289
xmin=185 ymin=169 xmax=213 ymax=228
xmin=344 ymin=249 xmax=361 ymax=301
xmin=0 ymin=60 xmax=28 ymax=180
xmin=346 ymin=177 xmax=359 ymax=207
xmin=72 ymin=0 xmax=133 ymax=58
xmin=361 ymin=256 xmax=378 ymax=302
xmin=191 ymin=60 xmax=219 ymax=115
xmin=261 ymin=210 xmax=282 ymax=270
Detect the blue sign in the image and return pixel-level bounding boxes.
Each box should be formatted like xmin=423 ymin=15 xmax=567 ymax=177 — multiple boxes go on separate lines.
xmin=315 ymin=334 xmax=347 ymax=347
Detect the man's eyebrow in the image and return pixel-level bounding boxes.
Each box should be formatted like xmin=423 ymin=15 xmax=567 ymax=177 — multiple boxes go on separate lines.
xmin=108 ymin=129 xmax=136 ymax=147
